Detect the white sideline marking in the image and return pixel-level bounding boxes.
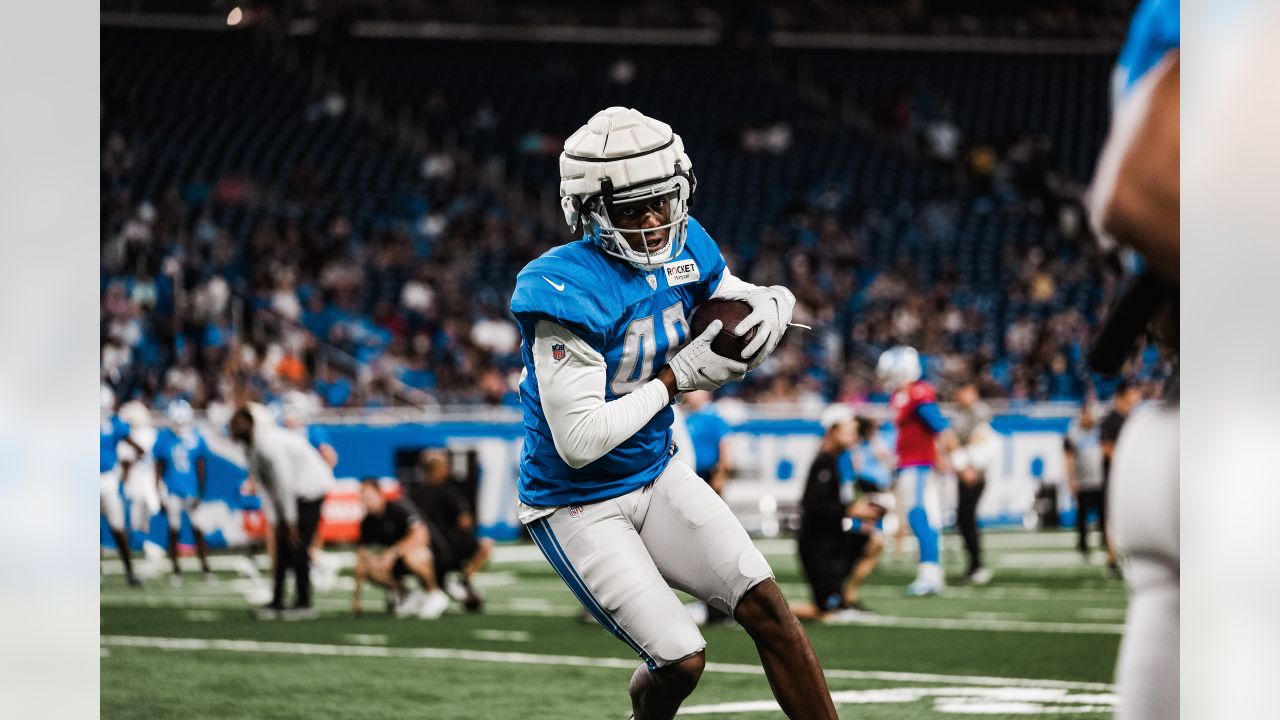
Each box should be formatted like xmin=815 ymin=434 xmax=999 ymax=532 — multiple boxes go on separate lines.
xmin=828 ymin=612 xmax=1123 ymax=635
xmin=471 ymin=629 xmax=532 ymax=642
xmin=99 ymin=591 xmax=1120 ymax=634
xmin=342 ymin=634 xmax=388 ymax=645
xmin=100 ymin=635 xmax=1114 ymax=692
xmin=1078 ymin=607 xmax=1127 ymax=621
xmin=680 ymin=687 xmax=1117 ymax=715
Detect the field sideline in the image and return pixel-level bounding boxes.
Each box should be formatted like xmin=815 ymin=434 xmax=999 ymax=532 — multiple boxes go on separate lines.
xmin=101 ymin=530 xmax=1125 ymax=719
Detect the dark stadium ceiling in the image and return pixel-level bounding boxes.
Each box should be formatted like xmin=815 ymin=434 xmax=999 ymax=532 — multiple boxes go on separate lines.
xmin=101 ymin=0 xmax=1136 ymax=41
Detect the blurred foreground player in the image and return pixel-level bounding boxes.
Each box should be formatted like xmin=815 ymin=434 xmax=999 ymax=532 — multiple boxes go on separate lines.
xmin=100 ymin=385 xmax=143 ymax=586
xmin=354 ymin=478 xmax=448 ymax=619
xmin=153 ymin=400 xmax=213 ymax=584
xmin=1087 ymin=1 xmax=1179 ymax=717
xmin=230 ymin=406 xmax=334 ymax=619
xmin=511 ymin=107 xmax=836 ymax=720
xmin=878 ymin=346 xmax=956 ymax=596
xmin=407 ymin=450 xmax=492 ymax=611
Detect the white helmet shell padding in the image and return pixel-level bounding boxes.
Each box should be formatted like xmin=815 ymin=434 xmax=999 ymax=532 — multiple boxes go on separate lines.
xmin=876 ymin=345 xmax=922 ymax=391
xmin=560 ymin=107 xmax=696 ymax=269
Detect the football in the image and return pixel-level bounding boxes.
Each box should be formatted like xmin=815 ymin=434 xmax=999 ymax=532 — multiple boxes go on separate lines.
xmin=690 ymin=298 xmax=758 ymax=363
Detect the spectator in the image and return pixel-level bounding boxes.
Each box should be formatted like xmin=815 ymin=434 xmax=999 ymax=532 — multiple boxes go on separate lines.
xmin=353 ymin=478 xmax=449 ymax=619
xmin=406 ymin=450 xmax=493 ymax=612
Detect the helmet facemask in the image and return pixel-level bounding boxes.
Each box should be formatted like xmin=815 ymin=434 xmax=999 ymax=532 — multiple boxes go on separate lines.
xmin=573 ymin=170 xmax=693 ymax=270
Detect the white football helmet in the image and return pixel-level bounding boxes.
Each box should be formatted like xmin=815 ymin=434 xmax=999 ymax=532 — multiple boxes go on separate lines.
xmin=876 ymin=345 xmax=922 ymax=391
xmin=167 ymin=399 xmax=194 ymax=430
xmin=100 ymin=384 xmax=116 ymax=417
xmin=559 ymin=107 xmax=696 ymax=269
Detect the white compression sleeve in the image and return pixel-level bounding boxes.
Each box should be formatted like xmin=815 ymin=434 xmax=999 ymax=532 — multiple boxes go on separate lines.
xmin=533 ymin=319 xmax=672 ymax=469
xmin=709 ymin=269 xmax=758 ymax=299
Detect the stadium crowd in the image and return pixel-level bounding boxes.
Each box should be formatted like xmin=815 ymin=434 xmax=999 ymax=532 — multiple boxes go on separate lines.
xmin=101 ymin=18 xmax=1169 ymax=414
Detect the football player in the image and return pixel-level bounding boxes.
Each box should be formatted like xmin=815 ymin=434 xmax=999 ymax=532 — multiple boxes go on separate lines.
xmin=878 ymin=346 xmax=957 ymax=596
xmin=117 ymin=399 xmax=163 ymax=564
xmin=154 ymin=400 xmax=214 ymax=585
xmin=1088 ymin=1 xmax=1179 ymax=717
xmin=510 ymin=107 xmax=837 ymax=720
xmin=100 ymin=385 xmax=143 ymax=587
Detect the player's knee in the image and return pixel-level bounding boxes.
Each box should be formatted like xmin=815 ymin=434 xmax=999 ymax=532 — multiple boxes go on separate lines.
xmin=734 ymin=579 xmax=790 ymax=636
xmin=659 ymin=650 xmax=705 ymax=692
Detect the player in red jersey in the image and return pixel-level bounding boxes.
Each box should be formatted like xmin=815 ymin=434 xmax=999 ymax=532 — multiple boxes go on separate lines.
xmin=878 ymin=346 xmax=957 ymax=596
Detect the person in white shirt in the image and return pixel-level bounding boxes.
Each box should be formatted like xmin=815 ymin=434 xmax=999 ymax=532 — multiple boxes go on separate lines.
xmin=230 ymin=405 xmax=335 ymax=619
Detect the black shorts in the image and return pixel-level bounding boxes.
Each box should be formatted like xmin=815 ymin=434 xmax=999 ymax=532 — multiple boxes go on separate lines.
xmin=391 ymin=557 xmax=412 ymax=578
xmin=798 ymin=531 xmax=870 ymax=611
xmin=433 ymin=531 xmax=479 ymax=574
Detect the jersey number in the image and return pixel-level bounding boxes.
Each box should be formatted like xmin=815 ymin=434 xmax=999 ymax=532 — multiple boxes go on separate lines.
xmin=610 ymin=301 xmax=689 ymax=395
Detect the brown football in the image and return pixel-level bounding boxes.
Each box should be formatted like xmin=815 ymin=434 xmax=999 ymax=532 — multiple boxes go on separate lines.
xmin=689 ymin=299 xmax=758 ymax=363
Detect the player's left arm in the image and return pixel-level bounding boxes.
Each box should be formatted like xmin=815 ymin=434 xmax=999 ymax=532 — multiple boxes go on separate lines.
xmin=1089 ymin=52 xmax=1179 ymax=280
xmin=916 ymin=401 xmax=958 ymax=470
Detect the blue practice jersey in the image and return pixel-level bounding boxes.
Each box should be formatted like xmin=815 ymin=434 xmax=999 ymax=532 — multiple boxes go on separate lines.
xmin=307 ymin=424 xmax=333 ymax=450
xmin=511 ymin=216 xmax=727 ymax=507
xmin=687 ymin=406 xmax=731 ymax=477
xmin=100 ymin=416 xmax=130 ymax=473
xmin=154 ymin=427 xmax=209 ymax=498
xmin=1114 ymin=0 xmax=1180 ymax=103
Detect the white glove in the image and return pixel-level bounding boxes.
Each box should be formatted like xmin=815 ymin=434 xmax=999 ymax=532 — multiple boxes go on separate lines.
xmin=721 ymin=285 xmax=795 ymax=369
xmin=666 ymin=320 xmax=748 ymax=393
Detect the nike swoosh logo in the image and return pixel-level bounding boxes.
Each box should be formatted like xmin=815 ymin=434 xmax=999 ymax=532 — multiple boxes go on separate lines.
xmin=543 ymin=276 xmax=565 ymax=292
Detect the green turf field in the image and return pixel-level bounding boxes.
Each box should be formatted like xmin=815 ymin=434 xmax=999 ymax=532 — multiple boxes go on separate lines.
xmin=101 ymin=530 xmax=1125 ymax=719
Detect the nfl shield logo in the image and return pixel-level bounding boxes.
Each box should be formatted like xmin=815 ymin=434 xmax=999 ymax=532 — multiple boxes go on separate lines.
xmin=646 ymin=274 xmax=658 ymax=290
xmin=569 ymin=505 xmax=584 ymax=519
xmin=551 ymin=343 xmax=566 ymax=361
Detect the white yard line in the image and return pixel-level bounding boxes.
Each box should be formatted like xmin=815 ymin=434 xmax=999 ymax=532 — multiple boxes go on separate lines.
xmin=681 ymin=686 xmax=1117 ymax=715
xmin=100 ymin=635 xmax=1115 ymax=692
xmin=100 ymin=591 xmax=1121 ymax=634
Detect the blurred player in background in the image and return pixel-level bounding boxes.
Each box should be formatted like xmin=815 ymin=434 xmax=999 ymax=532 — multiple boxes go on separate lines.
xmin=511 ymin=107 xmax=836 ymax=719
xmin=683 ymin=390 xmax=732 ymax=495
xmin=407 ymin=450 xmax=492 ymax=612
xmin=354 ymin=478 xmax=448 ymax=619
xmin=843 ymin=417 xmax=893 ymax=612
xmin=1099 ymin=381 xmax=1144 ymax=578
xmin=117 ymin=399 xmax=163 ymax=568
xmin=878 ymin=345 xmax=957 ymax=596
xmin=949 ymin=381 xmax=997 ymax=585
xmin=100 ymin=384 xmax=142 ymax=587
xmin=280 ymin=390 xmax=341 ymax=589
xmin=153 ymin=399 xmax=213 ymax=585
xmin=230 ymin=406 xmax=335 ymax=619
xmin=1064 ymin=403 xmax=1107 ymax=561
xmin=1087 ymin=0 xmax=1179 ymax=716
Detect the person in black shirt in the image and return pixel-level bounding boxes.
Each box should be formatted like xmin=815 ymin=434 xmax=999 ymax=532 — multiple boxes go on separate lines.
xmin=354 ymin=478 xmax=449 ymax=619
xmin=1098 ymin=382 xmax=1143 ymax=579
xmin=794 ymin=409 xmax=888 ymax=621
xmin=406 ymin=450 xmax=494 ymax=611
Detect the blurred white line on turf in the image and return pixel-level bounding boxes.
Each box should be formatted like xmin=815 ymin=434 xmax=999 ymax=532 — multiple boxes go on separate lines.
xmin=100 ymin=635 xmax=1115 ymax=692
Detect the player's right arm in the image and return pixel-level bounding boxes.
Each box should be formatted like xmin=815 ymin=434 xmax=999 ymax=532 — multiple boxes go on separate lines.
xmin=1063 ymin=436 xmax=1079 ymax=495
xmin=534 ymin=320 xmax=678 ymax=469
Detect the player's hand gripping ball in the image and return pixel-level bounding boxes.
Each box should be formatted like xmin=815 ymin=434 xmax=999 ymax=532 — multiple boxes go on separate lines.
xmin=690 ymin=299 xmax=759 ymax=363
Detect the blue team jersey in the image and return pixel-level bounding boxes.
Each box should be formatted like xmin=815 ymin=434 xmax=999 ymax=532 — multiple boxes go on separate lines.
xmin=510 ymin=216 xmax=727 ymax=507
xmin=686 ymin=406 xmax=731 ymax=476
xmin=307 ymin=424 xmax=333 ymax=450
xmin=1114 ymin=0 xmax=1180 ymax=102
xmin=154 ymin=427 xmax=209 ymax=498
xmin=100 ymin=416 xmax=130 ymax=473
